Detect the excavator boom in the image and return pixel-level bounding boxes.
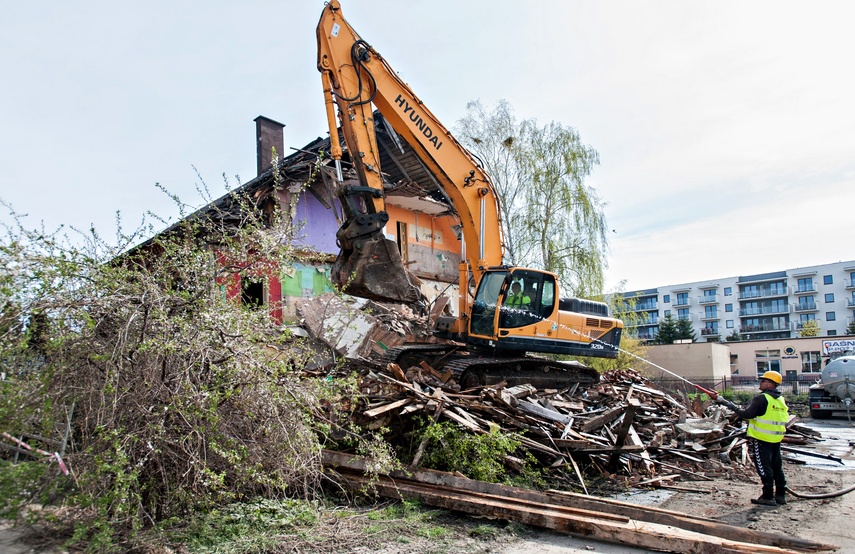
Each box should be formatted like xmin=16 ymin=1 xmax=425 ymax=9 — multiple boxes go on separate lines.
xmin=315 ymin=1 xmax=623 ymax=381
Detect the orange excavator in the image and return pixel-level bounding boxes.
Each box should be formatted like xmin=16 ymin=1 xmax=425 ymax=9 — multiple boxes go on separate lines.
xmin=316 ymin=1 xmax=623 ymax=388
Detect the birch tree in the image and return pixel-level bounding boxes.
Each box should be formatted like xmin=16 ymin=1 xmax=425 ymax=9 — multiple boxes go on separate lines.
xmin=456 ymin=100 xmax=609 ymax=297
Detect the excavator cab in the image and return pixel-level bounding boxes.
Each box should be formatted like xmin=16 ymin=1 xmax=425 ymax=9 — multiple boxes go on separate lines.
xmin=470 ymin=269 xmax=552 ymax=338
xmin=469 ymin=268 xmax=622 ymax=359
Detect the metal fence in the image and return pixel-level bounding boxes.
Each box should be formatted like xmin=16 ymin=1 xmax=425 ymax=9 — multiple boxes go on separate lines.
xmin=649 ymin=376 xmax=816 ymax=397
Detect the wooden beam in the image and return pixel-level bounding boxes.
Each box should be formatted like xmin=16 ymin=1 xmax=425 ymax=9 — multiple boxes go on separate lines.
xmin=323 ymin=451 xmax=834 ymax=553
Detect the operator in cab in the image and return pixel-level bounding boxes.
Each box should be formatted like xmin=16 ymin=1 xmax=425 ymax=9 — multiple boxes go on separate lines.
xmin=716 ymin=371 xmax=788 ymax=506
xmin=506 ymin=282 xmax=531 ymax=308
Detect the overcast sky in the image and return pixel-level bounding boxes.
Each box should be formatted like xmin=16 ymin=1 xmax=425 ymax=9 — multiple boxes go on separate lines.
xmin=2 ymin=1 xmax=853 ymax=293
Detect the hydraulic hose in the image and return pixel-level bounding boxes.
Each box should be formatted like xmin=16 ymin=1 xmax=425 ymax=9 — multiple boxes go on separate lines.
xmin=786 ymin=483 xmax=855 ymax=499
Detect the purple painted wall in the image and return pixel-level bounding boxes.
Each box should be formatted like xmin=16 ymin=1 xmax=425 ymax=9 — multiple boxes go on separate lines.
xmin=292 ymin=191 xmax=340 ymax=254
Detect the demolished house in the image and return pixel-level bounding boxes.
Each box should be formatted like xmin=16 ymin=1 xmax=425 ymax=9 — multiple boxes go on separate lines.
xmin=147 ymin=114 xmax=465 ymax=324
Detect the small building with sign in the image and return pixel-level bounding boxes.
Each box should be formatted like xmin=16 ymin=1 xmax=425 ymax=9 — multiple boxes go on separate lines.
xmin=646 ymin=335 xmax=855 ymax=386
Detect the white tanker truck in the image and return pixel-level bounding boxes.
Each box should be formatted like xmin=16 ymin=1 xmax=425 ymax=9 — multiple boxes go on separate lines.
xmin=809 ymin=354 xmax=855 ymax=420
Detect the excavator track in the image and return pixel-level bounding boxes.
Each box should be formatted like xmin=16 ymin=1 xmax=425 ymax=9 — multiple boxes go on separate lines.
xmin=378 ymin=344 xmax=599 ymax=390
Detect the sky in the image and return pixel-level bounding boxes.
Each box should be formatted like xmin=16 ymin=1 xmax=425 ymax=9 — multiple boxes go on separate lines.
xmin=2 ymin=1 xmax=854 ymax=293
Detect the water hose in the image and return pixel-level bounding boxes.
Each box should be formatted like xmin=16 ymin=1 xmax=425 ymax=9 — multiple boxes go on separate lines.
xmin=787 ymin=483 xmax=855 ymax=499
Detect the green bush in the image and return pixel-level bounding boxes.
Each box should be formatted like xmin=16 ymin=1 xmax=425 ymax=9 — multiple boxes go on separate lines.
xmin=415 ymin=420 xmax=523 ymax=483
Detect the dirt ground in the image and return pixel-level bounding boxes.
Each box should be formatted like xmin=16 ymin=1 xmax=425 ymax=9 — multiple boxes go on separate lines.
xmin=505 ymin=415 xmax=855 ymax=554
xmin=3 ymin=417 xmax=854 ymax=554
xmin=358 ymin=416 xmax=855 ymax=554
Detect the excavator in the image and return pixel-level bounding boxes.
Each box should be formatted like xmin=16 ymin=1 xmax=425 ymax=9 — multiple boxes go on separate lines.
xmin=316 ymin=1 xmax=623 ymax=388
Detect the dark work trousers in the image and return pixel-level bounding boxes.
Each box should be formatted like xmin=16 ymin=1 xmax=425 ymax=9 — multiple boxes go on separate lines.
xmin=749 ymin=437 xmax=786 ymax=498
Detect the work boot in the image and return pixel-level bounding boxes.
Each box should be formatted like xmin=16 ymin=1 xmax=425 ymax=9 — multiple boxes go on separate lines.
xmin=751 ymin=496 xmax=777 ymax=506
xmin=775 ymin=494 xmax=787 ymax=505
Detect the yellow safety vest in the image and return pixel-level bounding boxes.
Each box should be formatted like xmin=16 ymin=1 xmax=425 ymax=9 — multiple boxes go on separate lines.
xmin=746 ymin=393 xmax=788 ymax=443
xmin=507 ymin=294 xmax=530 ymax=307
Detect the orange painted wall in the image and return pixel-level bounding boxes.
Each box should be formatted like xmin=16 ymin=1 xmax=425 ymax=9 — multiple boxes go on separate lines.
xmin=384 ymin=205 xmax=460 ymax=255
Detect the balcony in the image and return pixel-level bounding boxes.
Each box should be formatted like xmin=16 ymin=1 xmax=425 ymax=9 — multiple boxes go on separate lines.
xmin=698 ymin=294 xmax=719 ymax=305
xmin=700 ymin=328 xmax=720 ymax=337
xmin=630 ymin=300 xmax=658 ymax=312
xmin=793 ymin=301 xmax=819 ymax=312
xmin=739 ymin=304 xmax=791 ymax=317
xmin=636 ymin=316 xmax=659 ymax=327
xmin=739 ymin=324 xmax=791 ymax=334
xmin=673 ymin=298 xmax=692 ymax=307
xmin=794 ymin=321 xmax=820 ymax=331
xmin=700 ymin=312 xmax=720 ymax=321
xmin=846 ymin=280 xmax=855 ymax=290
xmin=847 ymin=298 xmax=855 ymax=308
xmin=676 ymin=313 xmax=693 ymax=322
xmin=738 ymin=288 xmax=789 ymax=300
xmin=636 ymin=332 xmax=657 ymax=341
xmin=793 ymin=284 xmax=817 ymax=295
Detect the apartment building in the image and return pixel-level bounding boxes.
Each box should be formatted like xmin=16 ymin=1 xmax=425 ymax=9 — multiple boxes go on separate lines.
xmin=620 ymin=261 xmax=855 ymax=342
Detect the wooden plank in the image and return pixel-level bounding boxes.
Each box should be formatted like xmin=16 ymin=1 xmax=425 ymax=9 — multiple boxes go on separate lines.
xmin=322 ymin=451 xmax=833 ymax=553
xmin=440 ymin=408 xmax=482 ymax=432
xmin=627 ymin=425 xmax=654 ymax=473
xmin=516 ymin=399 xmax=572 ymax=424
xmin=363 ymin=397 xmax=413 ymax=418
xmin=580 ymin=404 xmax=626 ymax=433
xmin=387 ymin=362 xmax=409 ymax=383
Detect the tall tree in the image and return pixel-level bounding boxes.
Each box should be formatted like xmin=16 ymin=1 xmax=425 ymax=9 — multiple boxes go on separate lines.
xmin=676 ymin=317 xmax=698 ymax=342
xmin=456 ymin=100 xmax=608 ymax=297
xmin=654 ymin=314 xmax=679 ymax=344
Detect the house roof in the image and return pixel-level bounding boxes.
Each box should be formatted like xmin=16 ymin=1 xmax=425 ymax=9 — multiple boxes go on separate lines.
xmin=131 ymin=112 xmax=455 ymax=252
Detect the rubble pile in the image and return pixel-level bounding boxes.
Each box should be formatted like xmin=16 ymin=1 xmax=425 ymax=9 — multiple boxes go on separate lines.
xmin=294 ymin=293 xmax=444 ymax=359
xmin=347 ymin=360 xmax=820 ymax=489
xmin=293 ymin=294 xmax=820 ymax=489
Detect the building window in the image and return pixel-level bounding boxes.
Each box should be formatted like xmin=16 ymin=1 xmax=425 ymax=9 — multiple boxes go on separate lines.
xmin=824 ymin=275 xmax=833 ymax=285
xmin=797 ymin=277 xmax=814 ymax=292
xmin=724 ymin=287 xmax=732 ymax=296
xmin=801 ymin=351 xmax=822 ymax=373
xmin=798 ymin=296 xmax=816 ymax=310
xmin=825 ymin=293 xmax=835 ymax=303
xmin=826 ymin=312 xmax=836 ymax=321
xmin=676 ymin=292 xmax=688 ymax=306
xmin=704 ymin=306 xmax=717 ymax=318
xmin=726 ymin=320 xmax=734 ymax=329
xmin=828 ymin=330 xmax=837 ymax=336
xmin=800 ymin=313 xmax=816 ymax=323
xmin=677 ymin=308 xmax=690 ymax=320
xmin=664 ymin=309 xmax=671 ymax=317
xmin=663 ymin=294 xmax=670 ymax=303
xmin=725 ymin=303 xmax=733 ymax=312
xmin=755 ymin=358 xmax=781 ymax=377
xmin=241 ymin=278 xmax=266 ymax=310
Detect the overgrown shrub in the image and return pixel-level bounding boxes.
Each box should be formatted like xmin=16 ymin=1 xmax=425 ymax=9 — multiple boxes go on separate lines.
xmin=415 ymin=420 xmax=523 ymax=483
xmin=0 ymin=182 xmax=358 ymax=546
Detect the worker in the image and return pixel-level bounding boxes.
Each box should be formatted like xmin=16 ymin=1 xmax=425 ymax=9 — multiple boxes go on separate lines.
xmin=716 ymin=370 xmax=789 ymax=506
xmin=506 ymin=282 xmax=531 ymax=308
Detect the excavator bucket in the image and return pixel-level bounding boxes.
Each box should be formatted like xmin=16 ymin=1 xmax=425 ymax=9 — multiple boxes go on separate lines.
xmin=331 ymin=235 xmax=424 ymax=307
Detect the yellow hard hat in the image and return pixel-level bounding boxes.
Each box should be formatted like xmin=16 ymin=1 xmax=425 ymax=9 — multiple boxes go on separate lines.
xmin=761 ymin=370 xmax=782 ymax=385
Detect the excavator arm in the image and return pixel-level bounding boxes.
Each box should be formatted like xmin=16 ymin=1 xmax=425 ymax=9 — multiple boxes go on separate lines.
xmin=316 ymin=1 xmax=623 ymax=361
xmin=317 ymin=0 xmax=505 ymax=312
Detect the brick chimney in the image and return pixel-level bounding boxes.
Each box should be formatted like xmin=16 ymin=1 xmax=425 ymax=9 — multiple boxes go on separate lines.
xmin=254 ymin=116 xmax=285 ymax=176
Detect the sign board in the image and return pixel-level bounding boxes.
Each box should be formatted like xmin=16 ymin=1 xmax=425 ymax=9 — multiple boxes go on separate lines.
xmin=821 ymin=339 xmax=855 ymax=356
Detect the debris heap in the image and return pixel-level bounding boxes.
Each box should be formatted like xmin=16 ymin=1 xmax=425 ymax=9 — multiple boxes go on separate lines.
xmin=294 ymin=294 xmax=821 ymax=489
